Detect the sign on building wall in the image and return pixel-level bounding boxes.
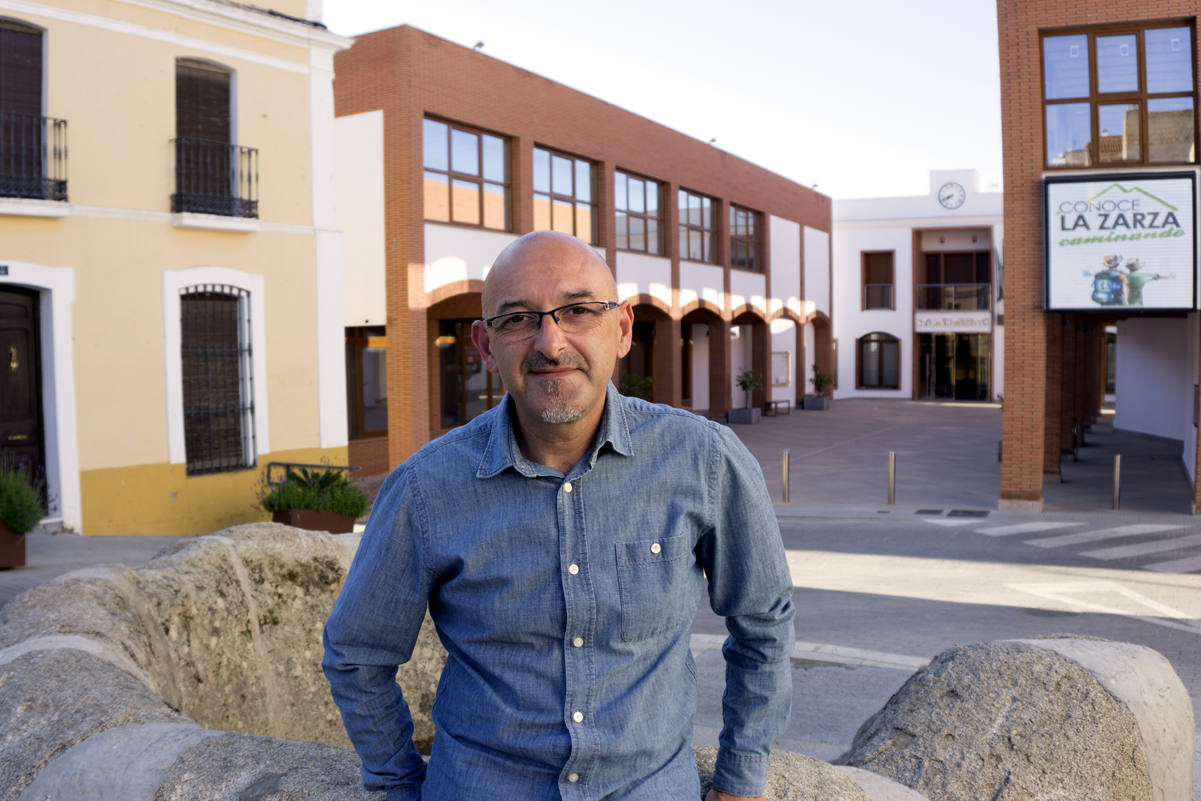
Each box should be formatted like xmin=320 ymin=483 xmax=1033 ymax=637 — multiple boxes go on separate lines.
xmin=914 ymin=312 xmax=991 ymax=333
xmin=1044 ymin=172 xmax=1197 ymax=312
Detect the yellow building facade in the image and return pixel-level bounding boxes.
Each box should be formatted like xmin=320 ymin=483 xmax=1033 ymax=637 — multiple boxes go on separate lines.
xmin=0 ymin=0 xmax=350 ymax=534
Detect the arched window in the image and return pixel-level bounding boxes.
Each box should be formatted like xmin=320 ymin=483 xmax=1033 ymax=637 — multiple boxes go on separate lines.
xmin=857 ymin=332 xmax=900 ymax=389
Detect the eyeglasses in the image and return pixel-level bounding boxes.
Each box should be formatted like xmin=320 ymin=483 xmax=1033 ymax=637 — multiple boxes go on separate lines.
xmin=483 ymin=301 xmax=620 ymax=340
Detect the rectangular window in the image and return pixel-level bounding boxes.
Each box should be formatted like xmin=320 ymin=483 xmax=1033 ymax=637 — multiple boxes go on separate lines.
xmin=533 ymin=146 xmax=597 ymax=243
xmin=615 ymin=170 xmax=664 ymax=254
xmin=862 ymin=251 xmax=894 ymax=309
xmin=345 ymin=329 xmax=387 ymax=440
xmin=181 ymin=285 xmax=255 ymax=475
xmin=678 ymin=188 xmax=716 ymax=264
xmin=1042 ymin=23 xmax=1196 ymax=167
xmin=729 ymin=205 xmax=761 ymax=272
xmin=423 ymin=118 xmax=510 ymax=230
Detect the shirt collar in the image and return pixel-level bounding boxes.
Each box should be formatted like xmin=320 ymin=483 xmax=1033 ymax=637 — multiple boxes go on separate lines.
xmin=477 ymin=384 xmax=633 ymax=479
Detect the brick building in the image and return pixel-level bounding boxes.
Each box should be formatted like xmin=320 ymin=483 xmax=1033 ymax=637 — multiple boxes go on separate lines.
xmin=997 ymin=2 xmax=1201 ymax=511
xmin=333 ymin=25 xmax=832 ymax=474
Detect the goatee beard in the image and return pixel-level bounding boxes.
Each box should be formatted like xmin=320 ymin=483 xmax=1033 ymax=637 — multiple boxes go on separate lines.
xmin=537 ymin=377 xmax=585 ymax=423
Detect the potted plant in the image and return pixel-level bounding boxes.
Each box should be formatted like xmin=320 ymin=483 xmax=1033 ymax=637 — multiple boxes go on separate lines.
xmin=729 ymin=369 xmax=763 ymax=424
xmin=258 ymin=466 xmax=370 ymax=534
xmin=619 ymin=373 xmax=655 ymax=401
xmin=804 ymin=364 xmax=834 ymax=410
xmin=0 ymin=457 xmax=47 ymax=569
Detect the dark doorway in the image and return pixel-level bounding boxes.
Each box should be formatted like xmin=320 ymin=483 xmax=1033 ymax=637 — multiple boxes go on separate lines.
xmin=437 ymin=319 xmax=498 ymax=429
xmin=0 ymin=286 xmax=44 ymax=477
xmin=918 ymin=332 xmax=991 ymax=401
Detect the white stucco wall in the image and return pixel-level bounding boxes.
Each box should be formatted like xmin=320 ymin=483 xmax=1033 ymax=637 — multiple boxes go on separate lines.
xmin=1114 ymin=318 xmax=1196 ymax=471
xmin=423 ymin=224 xmax=519 ymax=296
xmin=679 ymin=261 xmax=724 ymax=311
xmin=804 ymin=226 xmax=830 ymax=318
xmin=770 ymin=318 xmax=796 ymax=402
xmin=336 ymin=111 xmax=386 ymax=327
xmin=730 ymin=325 xmax=752 ymax=407
xmin=730 ymin=271 xmax=767 ymax=316
xmin=615 ymin=252 xmax=671 ymax=307
xmin=769 ymin=215 xmax=801 ymax=317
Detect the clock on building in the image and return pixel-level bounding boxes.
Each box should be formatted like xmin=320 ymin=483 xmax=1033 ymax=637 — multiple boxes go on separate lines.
xmin=937 ymin=182 xmax=966 ymax=209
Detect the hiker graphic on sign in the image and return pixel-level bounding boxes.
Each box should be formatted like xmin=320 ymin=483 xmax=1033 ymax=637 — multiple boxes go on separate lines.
xmin=1087 ymin=254 xmax=1127 ymax=306
xmin=1121 ymin=258 xmax=1171 ymax=306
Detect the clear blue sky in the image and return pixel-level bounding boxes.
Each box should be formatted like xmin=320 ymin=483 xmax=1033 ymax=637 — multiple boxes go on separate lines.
xmin=322 ymin=0 xmax=1003 ymax=200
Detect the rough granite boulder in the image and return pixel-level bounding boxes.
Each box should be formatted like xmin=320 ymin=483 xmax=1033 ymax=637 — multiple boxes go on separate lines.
xmin=836 ymin=637 xmax=1193 ymax=801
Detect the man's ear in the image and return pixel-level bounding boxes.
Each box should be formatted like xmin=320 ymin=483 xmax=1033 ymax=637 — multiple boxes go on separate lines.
xmin=471 ymin=320 xmax=499 ymax=372
xmin=615 ymin=300 xmax=634 ymax=359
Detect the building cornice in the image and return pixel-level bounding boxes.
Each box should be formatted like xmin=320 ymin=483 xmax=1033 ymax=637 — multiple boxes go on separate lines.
xmin=114 ymin=0 xmax=351 ymax=50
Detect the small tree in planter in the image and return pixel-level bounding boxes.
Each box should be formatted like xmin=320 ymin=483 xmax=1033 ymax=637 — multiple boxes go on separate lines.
xmin=258 ymin=466 xmax=370 ymax=534
xmin=730 ymin=369 xmax=764 ymax=424
xmin=0 ymin=456 xmax=47 ymax=568
xmin=804 ymin=364 xmax=834 ymax=410
xmin=619 ymin=373 xmax=655 ymax=400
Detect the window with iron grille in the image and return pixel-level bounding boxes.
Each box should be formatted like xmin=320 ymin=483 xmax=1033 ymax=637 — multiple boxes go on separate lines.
xmin=181 ymin=285 xmax=255 ymax=474
xmin=678 ymin=188 xmax=717 ymax=264
xmin=729 ymin=204 xmax=761 ymax=272
xmin=533 ymin=146 xmax=597 ymax=243
xmin=615 ymin=170 xmax=664 ymax=254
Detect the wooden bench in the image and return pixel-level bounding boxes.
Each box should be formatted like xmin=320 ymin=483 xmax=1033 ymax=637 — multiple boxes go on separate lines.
xmin=763 ymin=400 xmax=791 ymax=416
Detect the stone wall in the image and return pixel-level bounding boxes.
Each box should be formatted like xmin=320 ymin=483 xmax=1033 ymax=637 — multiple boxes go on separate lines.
xmin=0 ymin=525 xmax=1192 ymax=801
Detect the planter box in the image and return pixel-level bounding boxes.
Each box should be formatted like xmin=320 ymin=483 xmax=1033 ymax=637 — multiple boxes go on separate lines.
xmin=272 ymin=509 xmax=356 ymax=534
xmin=802 ymin=396 xmax=831 ymax=411
xmin=0 ymin=520 xmax=26 ymax=569
xmin=728 ymin=407 xmax=762 ymax=425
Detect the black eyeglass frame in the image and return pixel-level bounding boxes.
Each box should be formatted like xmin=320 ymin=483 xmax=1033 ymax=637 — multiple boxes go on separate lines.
xmin=482 ymin=300 xmax=621 ymax=333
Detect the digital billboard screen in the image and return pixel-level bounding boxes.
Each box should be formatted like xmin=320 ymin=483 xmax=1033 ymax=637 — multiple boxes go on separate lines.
xmin=1044 ymin=172 xmax=1197 ymax=312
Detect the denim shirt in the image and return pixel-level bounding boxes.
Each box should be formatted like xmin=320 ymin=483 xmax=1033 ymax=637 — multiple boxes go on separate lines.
xmin=323 ymin=386 xmax=795 ymax=801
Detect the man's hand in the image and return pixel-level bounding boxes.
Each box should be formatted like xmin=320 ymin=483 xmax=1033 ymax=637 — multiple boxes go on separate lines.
xmin=705 ymin=790 xmax=766 ymax=801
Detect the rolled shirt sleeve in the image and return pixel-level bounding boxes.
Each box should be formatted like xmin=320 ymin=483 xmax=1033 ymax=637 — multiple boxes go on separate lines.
xmin=322 ymin=466 xmax=432 ymax=800
xmin=700 ymin=425 xmax=796 ymax=796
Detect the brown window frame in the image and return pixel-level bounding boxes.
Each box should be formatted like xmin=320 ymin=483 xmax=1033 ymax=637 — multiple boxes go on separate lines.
xmin=856 ymin=332 xmax=900 ymax=390
xmin=345 ymin=330 xmax=388 ymax=441
xmin=728 ymin=204 xmax=762 ymax=273
xmin=1041 ymin=21 xmax=1198 ymax=169
xmin=614 ymin=169 xmax=664 ymax=255
xmin=533 ymin=145 xmax=597 ymax=243
xmin=678 ymin=188 xmax=718 ymax=264
xmin=422 ymin=117 xmax=511 ymax=231
xmin=861 ymin=251 xmax=895 ymax=310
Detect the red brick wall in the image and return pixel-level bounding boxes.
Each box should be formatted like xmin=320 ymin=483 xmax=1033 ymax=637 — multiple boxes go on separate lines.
xmin=996 ymin=1 xmax=1199 ymax=508
xmin=336 ymin=26 xmax=832 ymax=467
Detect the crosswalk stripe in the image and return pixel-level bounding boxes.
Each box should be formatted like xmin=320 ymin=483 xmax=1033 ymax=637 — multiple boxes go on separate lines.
xmin=1025 ymin=523 xmax=1186 ymax=549
xmin=975 ymin=521 xmax=1083 ymax=537
xmin=1144 ymin=554 xmax=1201 ymax=574
xmin=1081 ymin=533 xmax=1201 ymax=561
xmin=925 ymin=519 xmax=978 ymax=528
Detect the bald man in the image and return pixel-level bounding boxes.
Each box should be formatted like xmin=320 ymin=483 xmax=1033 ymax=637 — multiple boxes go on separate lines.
xmin=324 ymin=232 xmax=795 ymax=801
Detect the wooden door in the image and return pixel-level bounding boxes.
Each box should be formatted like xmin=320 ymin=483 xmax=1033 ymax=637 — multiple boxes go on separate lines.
xmin=0 ymin=287 xmax=44 ymax=475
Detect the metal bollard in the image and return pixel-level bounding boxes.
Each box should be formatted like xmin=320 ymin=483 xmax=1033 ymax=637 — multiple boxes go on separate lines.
xmin=1113 ymin=454 xmax=1121 ymax=510
xmin=887 ymin=451 xmax=896 ymax=505
xmin=782 ymin=449 xmax=790 ymax=504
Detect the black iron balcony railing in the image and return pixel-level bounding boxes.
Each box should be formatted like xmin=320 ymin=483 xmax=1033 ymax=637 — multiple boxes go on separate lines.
xmin=864 ymin=283 xmax=893 ymax=309
xmin=171 ymin=137 xmax=258 ymax=218
xmin=0 ymin=111 xmax=68 ymax=202
xmin=917 ymin=283 xmax=992 ymax=311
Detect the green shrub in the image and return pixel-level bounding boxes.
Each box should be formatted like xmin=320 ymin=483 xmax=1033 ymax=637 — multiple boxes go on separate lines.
xmin=258 ymin=467 xmax=370 ymax=519
xmin=0 ymin=460 xmax=47 ymax=534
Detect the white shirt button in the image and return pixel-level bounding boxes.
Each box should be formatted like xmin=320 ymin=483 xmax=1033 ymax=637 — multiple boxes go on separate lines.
xmin=563 ymin=482 xmax=573 ymax=493
xmin=650 ymin=542 xmax=661 ymax=554
xmin=568 ymin=563 xmax=579 ymax=575
xmin=572 ymin=711 xmax=584 ymax=723
xmin=572 ymin=636 xmax=584 ymax=648
xmin=568 ymin=773 xmax=580 ymax=783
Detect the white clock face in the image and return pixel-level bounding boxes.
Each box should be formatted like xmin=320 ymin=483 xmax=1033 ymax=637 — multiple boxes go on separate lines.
xmin=938 ymin=182 xmax=966 ymax=209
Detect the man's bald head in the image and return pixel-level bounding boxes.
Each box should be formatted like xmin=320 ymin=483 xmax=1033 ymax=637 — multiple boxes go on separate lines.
xmin=482 ymin=231 xmax=617 ymax=317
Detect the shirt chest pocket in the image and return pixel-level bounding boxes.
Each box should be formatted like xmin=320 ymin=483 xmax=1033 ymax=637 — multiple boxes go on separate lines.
xmin=615 ymin=533 xmax=699 ymax=642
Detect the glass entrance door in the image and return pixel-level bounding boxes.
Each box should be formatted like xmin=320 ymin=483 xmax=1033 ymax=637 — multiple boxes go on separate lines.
xmin=438 ymin=319 xmax=498 ymax=428
xmin=918 ymin=333 xmax=991 ymax=401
